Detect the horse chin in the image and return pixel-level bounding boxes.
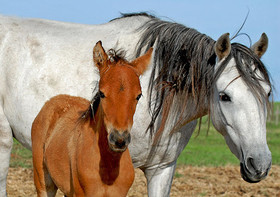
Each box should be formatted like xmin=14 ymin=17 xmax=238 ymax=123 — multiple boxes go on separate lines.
xmin=240 ymin=163 xmax=265 ymax=183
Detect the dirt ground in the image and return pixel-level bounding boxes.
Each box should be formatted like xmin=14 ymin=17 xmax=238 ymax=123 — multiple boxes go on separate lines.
xmin=7 ymin=165 xmax=280 ymax=197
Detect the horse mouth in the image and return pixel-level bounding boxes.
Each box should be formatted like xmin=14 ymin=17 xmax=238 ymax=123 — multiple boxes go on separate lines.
xmin=240 ymin=163 xmax=269 ymax=183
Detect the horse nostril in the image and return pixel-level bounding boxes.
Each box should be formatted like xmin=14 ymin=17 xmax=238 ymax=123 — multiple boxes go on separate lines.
xmin=247 ymin=157 xmax=256 ymax=172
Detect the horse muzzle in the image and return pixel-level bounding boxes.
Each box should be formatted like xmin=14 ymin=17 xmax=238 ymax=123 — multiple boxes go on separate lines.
xmin=240 ymin=154 xmax=272 ymax=183
xmin=108 ymin=129 xmax=131 ymax=152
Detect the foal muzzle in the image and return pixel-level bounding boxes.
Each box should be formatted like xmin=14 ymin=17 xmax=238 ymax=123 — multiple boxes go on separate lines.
xmin=108 ymin=129 xmax=131 ymax=152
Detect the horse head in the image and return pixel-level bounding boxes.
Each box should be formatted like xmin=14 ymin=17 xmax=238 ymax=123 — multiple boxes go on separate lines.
xmin=93 ymin=41 xmax=152 ymax=152
xmin=211 ymin=33 xmax=272 ymax=183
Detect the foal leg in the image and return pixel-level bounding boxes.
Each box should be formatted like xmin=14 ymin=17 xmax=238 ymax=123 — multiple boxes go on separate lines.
xmin=0 ymin=107 xmax=13 ymax=197
xmin=33 ymin=165 xmax=58 ymax=197
xmin=32 ymin=133 xmax=57 ymax=196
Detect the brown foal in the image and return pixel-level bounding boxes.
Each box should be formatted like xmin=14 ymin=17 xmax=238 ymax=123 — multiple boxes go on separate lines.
xmin=32 ymin=41 xmax=152 ymax=197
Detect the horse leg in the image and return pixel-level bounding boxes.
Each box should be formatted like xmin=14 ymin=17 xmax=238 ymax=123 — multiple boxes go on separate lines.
xmin=144 ymin=162 xmax=176 ymax=197
xmin=0 ymin=107 xmax=13 ymax=197
xmin=143 ymin=120 xmax=197 ymax=197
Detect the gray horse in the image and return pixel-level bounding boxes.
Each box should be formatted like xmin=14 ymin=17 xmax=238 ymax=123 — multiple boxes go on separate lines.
xmin=0 ymin=13 xmax=272 ymax=196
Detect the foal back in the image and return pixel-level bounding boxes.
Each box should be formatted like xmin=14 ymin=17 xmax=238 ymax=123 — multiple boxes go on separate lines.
xmin=32 ymin=95 xmax=89 ymax=196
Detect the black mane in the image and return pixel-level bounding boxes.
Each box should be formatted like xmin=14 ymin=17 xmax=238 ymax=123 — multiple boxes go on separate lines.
xmin=134 ymin=15 xmax=217 ymax=134
xmin=110 ymin=12 xmax=155 ymax=22
xmin=79 ymin=92 xmax=101 ymax=121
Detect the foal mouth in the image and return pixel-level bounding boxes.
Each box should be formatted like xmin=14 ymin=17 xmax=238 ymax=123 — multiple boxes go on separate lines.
xmin=108 ymin=143 xmax=128 ymax=153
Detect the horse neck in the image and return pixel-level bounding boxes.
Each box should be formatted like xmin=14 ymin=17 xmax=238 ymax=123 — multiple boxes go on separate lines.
xmin=93 ymin=107 xmax=124 ymax=185
xmin=170 ymin=92 xmax=210 ymax=128
xmin=139 ymin=21 xmax=216 ymax=134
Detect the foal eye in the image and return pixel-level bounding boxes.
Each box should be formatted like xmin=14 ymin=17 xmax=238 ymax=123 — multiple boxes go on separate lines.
xmin=99 ymin=91 xmax=105 ymax=98
xmin=268 ymin=91 xmax=271 ymax=98
xmin=136 ymin=93 xmax=142 ymax=101
xmin=219 ymin=92 xmax=231 ymax=102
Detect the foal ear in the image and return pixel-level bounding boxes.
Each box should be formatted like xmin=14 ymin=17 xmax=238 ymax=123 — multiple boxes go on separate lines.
xmin=215 ymin=33 xmax=231 ymax=61
xmin=93 ymin=41 xmax=108 ymax=72
xmin=251 ymin=33 xmax=268 ymax=58
xmin=131 ymin=48 xmax=153 ymax=75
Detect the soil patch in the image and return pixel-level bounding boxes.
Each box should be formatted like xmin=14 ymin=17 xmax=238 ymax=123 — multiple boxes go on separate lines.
xmin=7 ymin=165 xmax=280 ymax=196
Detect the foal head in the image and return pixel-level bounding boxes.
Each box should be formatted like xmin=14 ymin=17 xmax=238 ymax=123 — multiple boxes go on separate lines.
xmin=93 ymin=41 xmax=152 ymax=152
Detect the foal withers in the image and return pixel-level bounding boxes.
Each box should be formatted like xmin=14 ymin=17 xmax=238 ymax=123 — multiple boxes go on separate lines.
xmin=31 ymin=41 xmax=152 ymax=197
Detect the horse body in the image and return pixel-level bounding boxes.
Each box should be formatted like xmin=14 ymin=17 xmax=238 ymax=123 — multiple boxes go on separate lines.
xmin=0 ymin=14 xmax=272 ymax=197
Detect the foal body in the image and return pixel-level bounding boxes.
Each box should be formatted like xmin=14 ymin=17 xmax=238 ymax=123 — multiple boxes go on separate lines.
xmin=32 ymin=41 xmax=152 ymax=197
xmin=32 ymin=95 xmax=134 ymax=196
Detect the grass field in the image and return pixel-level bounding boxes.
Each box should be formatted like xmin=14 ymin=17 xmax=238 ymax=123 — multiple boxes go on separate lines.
xmin=177 ymin=116 xmax=280 ymax=166
xmin=10 ymin=103 xmax=280 ymax=168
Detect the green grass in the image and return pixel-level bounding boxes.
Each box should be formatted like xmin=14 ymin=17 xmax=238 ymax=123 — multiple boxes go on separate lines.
xmin=177 ymin=125 xmax=239 ymax=166
xmin=9 ymin=103 xmax=280 ymax=168
xmin=177 ymin=118 xmax=280 ymax=166
xmin=177 ymin=102 xmax=280 ymax=166
xmin=10 ymin=139 xmax=33 ymax=168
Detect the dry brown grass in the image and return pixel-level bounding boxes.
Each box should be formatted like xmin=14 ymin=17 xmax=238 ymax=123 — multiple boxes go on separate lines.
xmin=7 ymin=165 xmax=280 ymax=197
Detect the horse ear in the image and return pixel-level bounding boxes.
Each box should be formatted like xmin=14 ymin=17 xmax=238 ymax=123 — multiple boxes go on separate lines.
xmin=93 ymin=41 xmax=108 ymax=72
xmin=215 ymin=33 xmax=231 ymax=61
xmin=251 ymin=33 xmax=268 ymax=58
xmin=131 ymin=48 xmax=153 ymax=75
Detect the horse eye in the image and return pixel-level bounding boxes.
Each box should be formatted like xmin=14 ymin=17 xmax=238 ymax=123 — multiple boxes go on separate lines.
xmin=136 ymin=93 xmax=142 ymax=101
xmin=219 ymin=92 xmax=231 ymax=102
xmin=99 ymin=91 xmax=105 ymax=98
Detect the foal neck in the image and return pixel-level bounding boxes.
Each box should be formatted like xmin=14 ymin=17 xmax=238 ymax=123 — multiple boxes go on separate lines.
xmin=92 ymin=108 xmax=124 ymax=185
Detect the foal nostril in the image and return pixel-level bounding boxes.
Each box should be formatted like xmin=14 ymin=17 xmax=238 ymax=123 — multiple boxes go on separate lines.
xmin=115 ymin=132 xmax=131 ymax=148
xmin=124 ymin=132 xmax=131 ymax=144
xmin=109 ymin=130 xmax=131 ymax=150
xmin=109 ymin=133 xmax=115 ymax=144
xmin=115 ymin=140 xmax=126 ymax=149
